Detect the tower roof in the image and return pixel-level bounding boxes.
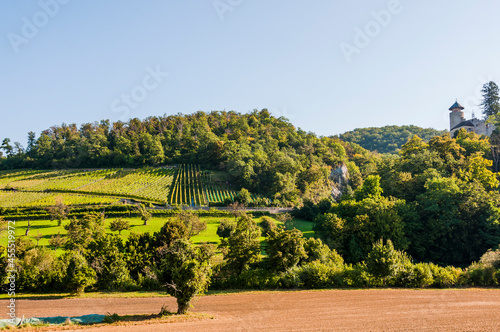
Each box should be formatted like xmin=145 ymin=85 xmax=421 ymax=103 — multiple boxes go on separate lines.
xmin=449 ymin=101 xmax=464 ymax=110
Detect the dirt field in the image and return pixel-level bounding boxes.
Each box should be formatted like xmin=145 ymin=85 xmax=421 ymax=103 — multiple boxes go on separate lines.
xmin=5 ymin=289 xmax=500 ymax=331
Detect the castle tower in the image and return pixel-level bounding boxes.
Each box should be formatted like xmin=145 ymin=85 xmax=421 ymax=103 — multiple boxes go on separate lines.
xmin=449 ymin=100 xmax=465 ymax=131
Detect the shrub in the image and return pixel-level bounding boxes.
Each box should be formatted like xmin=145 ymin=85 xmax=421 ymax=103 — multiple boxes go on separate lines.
xmin=342 ymin=263 xmax=373 ymax=288
xmin=409 ymin=263 xmax=434 ymax=288
xmin=430 ymin=264 xmax=463 ymax=288
xmin=365 ymin=239 xmax=410 ymax=284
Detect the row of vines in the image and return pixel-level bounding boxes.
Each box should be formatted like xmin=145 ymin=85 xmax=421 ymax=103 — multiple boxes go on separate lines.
xmin=168 ymin=164 xmax=206 ymax=206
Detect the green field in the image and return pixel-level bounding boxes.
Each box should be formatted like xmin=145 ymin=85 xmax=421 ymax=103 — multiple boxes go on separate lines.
xmin=9 ymin=216 xmax=314 ymax=250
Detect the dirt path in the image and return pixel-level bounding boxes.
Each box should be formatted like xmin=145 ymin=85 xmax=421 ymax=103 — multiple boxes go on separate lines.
xmin=5 ymin=289 xmax=500 ymax=331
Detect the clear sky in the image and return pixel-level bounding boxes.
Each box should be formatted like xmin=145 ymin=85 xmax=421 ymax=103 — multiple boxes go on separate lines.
xmin=2 ymin=0 xmax=500 ymax=146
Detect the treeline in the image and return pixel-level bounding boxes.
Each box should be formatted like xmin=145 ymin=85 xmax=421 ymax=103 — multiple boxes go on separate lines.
xmin=0 ymin=110 xmax=354 ymax=206
xmin=338 ymin=125 xmax=447 ymax=154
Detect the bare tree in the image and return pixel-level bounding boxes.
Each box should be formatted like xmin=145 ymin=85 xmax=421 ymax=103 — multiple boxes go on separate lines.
xmin=49 ymin=232 xmax=67 ymax=251
xmin=34 ymin=231 xmax=43 ymax=246
xmin=47 ymin=196 xmax=69 ymax=226
xmin=228 ymin=202 xmax=245 ymax=221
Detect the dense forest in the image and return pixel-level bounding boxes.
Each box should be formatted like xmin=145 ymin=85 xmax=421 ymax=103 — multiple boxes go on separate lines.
xmin=338 ymin=125 xmax=447 ymax=154
xmin=297 ymin=129 xmax=500 ymax=267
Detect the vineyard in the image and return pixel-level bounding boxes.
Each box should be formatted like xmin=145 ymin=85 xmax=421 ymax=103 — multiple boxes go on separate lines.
xmin=168 ymin=164 xmax=261 ymax=206
xmin=0 ymin=165 xmax=261 ymax=208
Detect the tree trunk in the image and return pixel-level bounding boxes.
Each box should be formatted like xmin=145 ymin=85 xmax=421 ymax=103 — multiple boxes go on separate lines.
xmin=177 ymin=300 xmax=189 ymax=314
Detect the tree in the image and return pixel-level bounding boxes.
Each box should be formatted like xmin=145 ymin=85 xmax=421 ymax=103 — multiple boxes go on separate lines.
xmin=109 ymin=218 xmax=130 ymax=235
xmin=60 ymin=251 xmax=96 ymax=294
xmin=314 ymin=196 xmax=407 ymax=263
xmin=24 ymin=220 xmax=31 ymax=236
xmin=302 ymin=237 xmax=344 ymax=265
xmin=365 ymin=239 xmax=409 ymax=284
xmin=137 ymin=204 xmax=152 ymax=226
xmin=259 ymin=216 xmax=276 ymax=236
xmin=34 ymin=232 xmax=43 ymax=246
xmin=1 ymin=138 xmax=13 ymax=157
xmin=216 ymin=218 xmax=235 ymax=239
xmin=64 ymin=212 xmax=105 ymax=251
xmin=158 ymin=239 xmax=214 ymax=314
xmin=276 ymin=212 xmax=294 ymax=230
xmin=490 ymin=131 xmax=500 ymax=172
xmin=237 ymin=188 xmax=252 ymax=205
xmin=354 ymin=175 xmax=383 ymax=201
xmin=86 ymin=234 xmax=132 ymax=290
xmin=172 ymin=211 xmax=206 ymax=236
xmin=228 ymin=201 xmax=245 ymax=221
xmin=26 ymin=131 xmax=36 ymax=157
xmin=49 ymin=232 xmax=67 ymax=251
xmin=13 ymin=142 xmax=24 ymax=155
xmin=266 ymin=227 xmax=307 ymax=271
xmin=224 ymin=214 xmax=261 ymax=273
xmin=47 ymin=197 xmax=69 ymax=226
xmin=154 ymin=219 xmax=190 ymax=250
xmin=480 ymin=81 xmax=500 ymax=117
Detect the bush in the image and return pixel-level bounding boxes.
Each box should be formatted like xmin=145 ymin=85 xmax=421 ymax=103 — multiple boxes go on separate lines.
xmin=365 ymin=239 xmax=409 ymax=284
xmin=341 ymin=263 xmax=373 ymax=288
xmin=430 ymin=264 xmax=463 ymax=288
xmin=281 ymin=261 xmax=345 ymax=289
xmin=467 ymin=264 xmax=499 ymax=286
xmin=408 ymin=263 xmax=434 ymax=288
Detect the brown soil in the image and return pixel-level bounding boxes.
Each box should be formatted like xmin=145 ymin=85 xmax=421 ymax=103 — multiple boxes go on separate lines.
xmin=5 ymin=289 xmax=500 ymax=331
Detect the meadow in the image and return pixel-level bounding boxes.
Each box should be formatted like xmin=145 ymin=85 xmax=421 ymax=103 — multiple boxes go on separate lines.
xmin=11 ymin=215 xmax=314 ymax=251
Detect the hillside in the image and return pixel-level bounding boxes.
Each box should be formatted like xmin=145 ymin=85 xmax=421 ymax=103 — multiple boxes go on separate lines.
xmin=0 ymin=165 xmax=265 ymax=208
xmin=338 ymin=125 xmax=447 ymax=154
xmin=0 ymin=110 xmax=364 ymax=206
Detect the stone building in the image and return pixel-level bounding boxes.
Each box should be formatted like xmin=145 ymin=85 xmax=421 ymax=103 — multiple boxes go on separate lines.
xmin=449 ymin=100 xmax=495 ymax=137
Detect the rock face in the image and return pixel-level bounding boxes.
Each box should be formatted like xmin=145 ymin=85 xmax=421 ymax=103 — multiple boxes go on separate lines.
xmin=330 ymin=164 xmax=349 ymax=200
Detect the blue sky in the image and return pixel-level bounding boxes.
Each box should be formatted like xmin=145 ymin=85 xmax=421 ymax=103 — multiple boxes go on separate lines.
xmin=2 ymin=0 xmax=500 ymax=146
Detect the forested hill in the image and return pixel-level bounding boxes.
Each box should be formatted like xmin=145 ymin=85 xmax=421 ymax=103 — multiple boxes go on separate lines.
xmin=338 ymin=125 xmax=447 ymax=154
xmin=0 ymin=110 xmax=363 ymax=206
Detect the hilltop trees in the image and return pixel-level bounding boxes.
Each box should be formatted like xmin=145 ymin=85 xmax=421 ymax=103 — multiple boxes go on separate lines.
xmin=339 ymin=125 xmax=447 ymax=154
xmin=480 ymin=81 xmax=500 ymax=117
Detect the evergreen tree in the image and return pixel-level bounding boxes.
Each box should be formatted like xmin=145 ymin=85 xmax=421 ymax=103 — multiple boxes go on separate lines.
xmin=480 ymin=81 xmax=500 ymax=117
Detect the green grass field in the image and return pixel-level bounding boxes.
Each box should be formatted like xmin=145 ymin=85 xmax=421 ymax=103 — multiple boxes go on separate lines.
xmin=10 ymin=216 xmax=315 ymax=249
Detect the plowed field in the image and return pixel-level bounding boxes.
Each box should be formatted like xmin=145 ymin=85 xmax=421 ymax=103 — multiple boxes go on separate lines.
xmin=5 ymin=289 xmax=500 ymax=331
